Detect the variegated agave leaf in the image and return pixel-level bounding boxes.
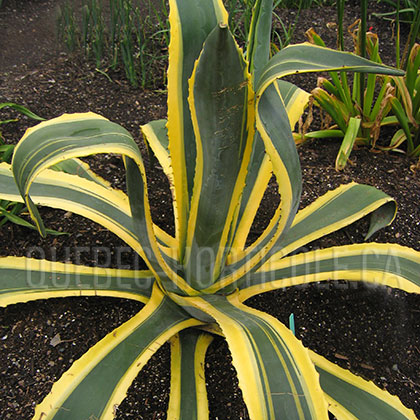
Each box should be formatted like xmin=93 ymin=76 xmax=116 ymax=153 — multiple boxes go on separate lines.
xmin=0 ymin=0 xmax=417 ymax=418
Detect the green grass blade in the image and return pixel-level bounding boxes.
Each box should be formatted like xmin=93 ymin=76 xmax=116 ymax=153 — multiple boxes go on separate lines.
xmin=0 ymin=102 xmax=44 ymax=121
xmin=390 ymin=96 xmax=415 ymax=152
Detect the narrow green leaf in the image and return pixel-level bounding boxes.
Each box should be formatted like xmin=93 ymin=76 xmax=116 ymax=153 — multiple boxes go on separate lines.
xmin=318 ymin=77 xmax=341 ymax=98
xmin=363 ymin=71 xmax=378 ymax=115
xmin=0 ymin=102 xmax=44 ymax=121
xmin=369 ymin=76 xmax=392 ymax=121
xmin=312 ymin=87 xmax=348 ymax=132
xmin=0 ymin=118 xmax=18 ymax=125
xmin=0 ymin=206 xmax=66 ymax=235
xmin=335 ymin=117 xmax=361 ymax=171
xmin=387 ymin=128 xmax=407 ymax=150
xmin=301 ymin=130 xmax=344 ymax=139
xmin=405 ymin=44 xmax=420 ymax=96
xmin=390 ymin=96 xmax=415 ymax=152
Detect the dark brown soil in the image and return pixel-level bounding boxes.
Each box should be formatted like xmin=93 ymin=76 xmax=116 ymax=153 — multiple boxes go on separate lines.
xmin=1 ymin=0 xmax=419 ymax=419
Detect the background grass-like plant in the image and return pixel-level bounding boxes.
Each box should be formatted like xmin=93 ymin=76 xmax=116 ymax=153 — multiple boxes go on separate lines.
xmin=295 ymin=0 xmax=420 ymax=168
xmin=57 ymin=0 xmax=324 ymax=87
xmin=57 ymin=0 xmax=169 ymax=88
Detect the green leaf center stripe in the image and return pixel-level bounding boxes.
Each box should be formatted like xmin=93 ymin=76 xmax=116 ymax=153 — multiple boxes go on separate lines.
xmin=168 ymin=331 xmax=213 ymax=419
xmin=37 ymin=181 xmax=140 ymax=244
xmin=256 ymin=43 xmax=405 ymax=96
xmin=184 ymin=25 xmax=252 ymax=289
xmin=319 ymin=370 xmax=409 ymax=420
xmin=311 ymin=351 xmax=418 ymax=420
xmin=0 ymin=257 xmax=153 ymax=284
xmin=13 ymin=120 xmax=137 ymax=197
xmin=246 ymin=0 xmax=273 ymax=86
xmin=238 ymin=314 xmax=303 ymax=418
xmin=268 ymin=183 xmax=396 ymax=261
xmin=0 ymin=257 xmax=154 ymax=307
xmin=262 ymin=253 xmax=418 ymax=283
xmin=14 ymin=118 xmax=137 ymax=186
xmin=239 ymin=244 xmax=420 ymax=300
xmin=20 ymin=141 xmax=137 ymax=195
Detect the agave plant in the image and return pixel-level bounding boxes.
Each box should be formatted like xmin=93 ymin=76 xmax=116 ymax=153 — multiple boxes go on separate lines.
xmin=0 ymin=0 xmax=418 ymax=418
